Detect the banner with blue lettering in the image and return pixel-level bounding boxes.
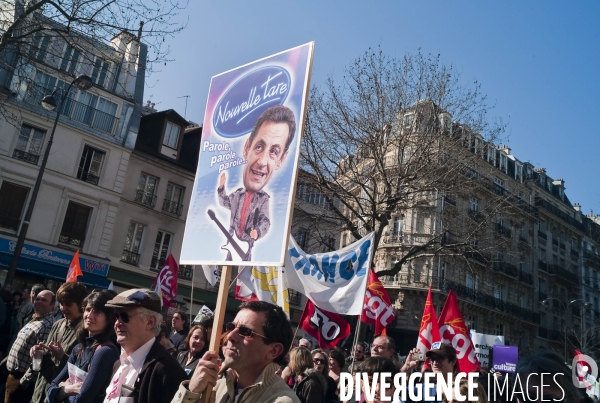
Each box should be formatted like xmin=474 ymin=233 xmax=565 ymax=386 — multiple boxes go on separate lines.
xmin=181 ymin=42 xmax=315 ymax=266
xmin=282 ymin=233 xmax=374 ymax=315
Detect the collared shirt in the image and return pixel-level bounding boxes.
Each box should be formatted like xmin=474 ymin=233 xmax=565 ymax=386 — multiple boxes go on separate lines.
xmin=6 ymin=311 xmax=54 ymax=385
xmin=104 ymin=336 xmax=156 ymax=403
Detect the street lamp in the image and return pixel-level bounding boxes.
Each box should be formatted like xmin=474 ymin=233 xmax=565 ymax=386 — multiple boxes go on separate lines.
xmin=541 ymin=297 xmax=591 ymax=362
xmin=5 ymin=75 xmax=93 ymax=285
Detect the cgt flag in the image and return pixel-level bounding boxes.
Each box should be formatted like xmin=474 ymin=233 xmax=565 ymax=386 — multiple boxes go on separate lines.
xmin=361 ymin=269 xmax=395 ymax=335
xmin=438 ymin=290 xmax=480 ymax=373
xmin=416 ymin=286 xmax=441 ymax=355
xmin=66 ymin=250 xmax=83 ymax=282
xmin=299 ymin=299 xmax=351 ymax=349
xmin=151 ymin=254 xmax=179 ymax=308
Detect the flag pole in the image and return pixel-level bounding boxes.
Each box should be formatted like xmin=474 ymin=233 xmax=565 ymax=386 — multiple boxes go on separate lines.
xmin=202 ymin=265 xmax=232 ymax=403
xmin=292 ymin=300 xmax=308 ymax=350
xmin=190 ymin=265 xmax=196 ymax=318
xmin=349 ymin=255 xmax=375 ymax=375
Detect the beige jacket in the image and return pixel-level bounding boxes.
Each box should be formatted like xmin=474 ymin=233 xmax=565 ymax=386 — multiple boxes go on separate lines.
xmin=170 ymin=362 xmax=299 ymax=403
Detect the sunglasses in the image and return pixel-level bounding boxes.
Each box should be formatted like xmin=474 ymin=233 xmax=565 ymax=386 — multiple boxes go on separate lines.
xmin=313 ymin=358 xmax=326 ymax=365
xmin=112 ymin=311 xmax=137 ymax=324
xmin=225 ymin=322 xmax=269 ymax=341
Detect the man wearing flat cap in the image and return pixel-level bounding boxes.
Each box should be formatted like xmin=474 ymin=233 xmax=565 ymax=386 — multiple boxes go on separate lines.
xmin=103 ymin=289 xmax=186 ymax=403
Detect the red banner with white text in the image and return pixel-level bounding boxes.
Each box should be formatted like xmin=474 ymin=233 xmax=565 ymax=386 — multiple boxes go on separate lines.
xmin=361 ymin=269 xmax=395 ymax=335
xmin=299 ymin=300 xmax=351 ymax=349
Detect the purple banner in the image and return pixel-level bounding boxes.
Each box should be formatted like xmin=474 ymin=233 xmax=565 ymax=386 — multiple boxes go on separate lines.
xmin=492 ymin=345 xmax=518 ymax=373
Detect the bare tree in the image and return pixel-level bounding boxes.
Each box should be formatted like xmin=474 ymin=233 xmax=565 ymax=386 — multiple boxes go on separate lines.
xmin=0 ymin=0 xmax=187 ymax=124
xmin=301 ymin=48 xmax=536 ymax=278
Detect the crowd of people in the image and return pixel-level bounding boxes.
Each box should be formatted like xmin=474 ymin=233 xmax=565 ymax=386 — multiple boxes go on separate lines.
xmin=0 ymin=280 xmax=595 ymax=403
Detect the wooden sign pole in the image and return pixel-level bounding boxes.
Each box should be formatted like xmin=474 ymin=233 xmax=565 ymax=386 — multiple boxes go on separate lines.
xmin=202 ymin=265 xmax=232 ymax=403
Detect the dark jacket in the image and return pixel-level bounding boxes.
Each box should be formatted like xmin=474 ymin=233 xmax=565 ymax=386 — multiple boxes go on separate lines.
xmin=176 ymin=350 xmax=202 ymax=378
xmin=294 ymin=369 xmax=327 ymax=403
xmin=130 ymin=340 xmax=187 ymax=403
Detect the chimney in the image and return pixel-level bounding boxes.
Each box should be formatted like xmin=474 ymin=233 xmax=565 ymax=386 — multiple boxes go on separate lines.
xmin=499 ymin=144 xmax=511 ymax=155
xmin=574 ymin=203 xmax=581 ymax=212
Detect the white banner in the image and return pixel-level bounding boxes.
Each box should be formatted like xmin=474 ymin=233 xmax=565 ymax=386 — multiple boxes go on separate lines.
xmin=282 ymin=233 xmax=374 ymax=315
xmin=201 ymin=265 xmax=220 ymax=287
xmin=236 ymin=266 xmax=289 ymax=315
xmin=470 ymin=330 xmax=505 ymax=368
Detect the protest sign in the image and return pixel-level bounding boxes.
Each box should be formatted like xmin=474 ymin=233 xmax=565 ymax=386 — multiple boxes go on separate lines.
xmin=492 ymin=345 xmax=518 ymax=373
xmin=470 ymin=331 xmax=504 ymax=368
xmin=181 ymin=43 xmax=315 ymax=266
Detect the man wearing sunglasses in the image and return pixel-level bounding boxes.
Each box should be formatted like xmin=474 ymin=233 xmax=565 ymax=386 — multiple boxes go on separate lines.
xmin=171 ymin=301 xmax=300 ymax=403
xmin=103 ymin=288 xmax=186 ymax=403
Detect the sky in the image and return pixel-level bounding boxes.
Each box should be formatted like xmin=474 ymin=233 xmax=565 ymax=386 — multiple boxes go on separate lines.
xmin=147 ymin=1 xmax=600 ymax=215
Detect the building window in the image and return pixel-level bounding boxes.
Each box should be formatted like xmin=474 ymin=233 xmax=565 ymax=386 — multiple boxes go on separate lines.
xmin=495 ymin=324 xmax=505 ymax=337
xmin=135 ymin=173 xmax=158 ymax=208
xmin=58 ymin=202 xmax=92 ymax=248
xmin=162 ymin=184 xmax=184 ymax=216
xmin=416 ymin=214 xmax=425 ymax=233
xmin=468 ymin=197 xmax=479 ymax=212
xmin=122 ymin=222 xmax=145 ymax=265
xmin=91 ymin=58 xmax=110 ymax=88
xmin=393 ymin=216 xmax=403 ymax=238
xmin=466 ymin=273 xmax=477 ymax=291
xmin=77 ymin=145 xmax=105 ymax=185
xmin=0 ymin=182 xmax=29 ymax=232
xmin=150 ymin=231 xmax=172 ymax=270
xmin=493 ymin=284 xmax=505 ymax=301
xmin=163 ymin=122 xmax=181 ymax=149
xmin=94 ymin=97 xmax=118 ymax=133
xmin=465 ymin=315 xmax=477 ymax=331
xmin=60 ymin=46 xmax=80 ymax=74
xmin=29 ymin=32 xmax=50 ymax=62
xmin=14 ymin=124 xmax=45 ymax=165
xmin=494 ymin=177 xmax=505 ymax=195
xmin=296 ymin=229 xmax=308 ymax=249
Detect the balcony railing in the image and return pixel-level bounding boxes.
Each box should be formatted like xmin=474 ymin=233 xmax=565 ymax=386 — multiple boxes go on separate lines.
xmin=24 ymin=82 xmax=120 ymax=135
xmin=76 ymin=169 xmax=100 ymax=185
xmin=492 ymin=261 xmax=518 ymax=278
xmin=465 ymin=250 xmax=487 ymax=264
xmin=520 ymin=272 xmax=534 ymax=285
xmin=179 ymin=265 xmax=193 ymax=280
xmin=13 ymin=148 xmax=40 ymax=165
xmin=382 ymin=233 xmax=404 ymax=244
xmin=134 ymin=190 xmax=157 ymax=208
xmin=535 ymin=197 xmax=585 ymax=232
xmin=289 ymin=290 xmax=302 ymax=306
xmin=495 ymin=223 xmax=512 ymax=238
xmin=0 ymin=215 xmax=20 ymax=232
xmin=441 ymin=279 xmax=539 ymax=324
xmin=583 ymin=251 xmax=600 ymax=265
xmin=121 ymin=249 xmax=140 ymax=265
xmin=547 ymin=264 xmax=579 ymax=285
xmin=58 ymin=234 xmax=83 ymax=247
xmin=162 ymin=199 xmax=183 ymax=216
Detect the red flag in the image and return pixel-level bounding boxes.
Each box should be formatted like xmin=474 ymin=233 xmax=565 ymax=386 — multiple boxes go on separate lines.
xmin=361 ymin=269 xmax=395 ymax=335
xmin=151 ymin=254 xmax=179 ymax=308
xmin=66 ymin=250 xmax=83 ymax=282
xmin=574 ymin=349 xmax=593 ymax=390
xmin=416 ymin=286 xmax=441 ymax=354
xmin=299 ymin=300 xmax=351 ymax=349
xmin=437 ymin=290 xmax=480 ymax=373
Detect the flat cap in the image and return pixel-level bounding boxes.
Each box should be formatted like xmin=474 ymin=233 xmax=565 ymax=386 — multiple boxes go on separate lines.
xmin=426 ymin=342 xmax=457 ymax=361
xmin=105 ymin=288 xmax=161 ymax=314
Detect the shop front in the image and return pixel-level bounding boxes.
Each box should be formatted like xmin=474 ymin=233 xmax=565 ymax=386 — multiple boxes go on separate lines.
xmin=0 ymin=236 xmax=110 ymax=291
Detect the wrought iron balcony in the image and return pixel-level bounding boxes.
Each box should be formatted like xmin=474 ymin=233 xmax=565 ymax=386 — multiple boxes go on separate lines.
xmin=583 ymin=251 xmax=600 ymax=265
xmin=162 ymin=199 xmax=183 ymax=216
xmin=441 ymin=279 xmax=539 ymax=323
xmin=179 ymin=265 xmax=193 ymax=280
xmin=58 ymin=234 xmax=83 ymax=247
xmin=0 ymin=215 xmax=20 ymax=232
xmin=24 ymin=82 xmax=120 ymax=135
xmin=520 ymin=272 xmax=534 ymax=285
xmin=495 ymin=223 xmax=511 ymax=238
xmin=465 ymin=249 xmax=487 ymax=264
xmin=547 ymin=264 xmax=579 ymax=285
xmin=12 ymin=148 xmax=40 ymax=165
xmin=380 ymin=271 xmax=441 ymax=289
xmin=121 ymin=249 xmax=140 ymax=265
xmin=492 ymin=261 xmax=518 ymax=278
xmin=76 ymin=169 xmax=100 ymax=185
xmin=382 ymin=233 xmax=404 ymax=244
xmin=134 ymin=190 xmax=157 ymax=208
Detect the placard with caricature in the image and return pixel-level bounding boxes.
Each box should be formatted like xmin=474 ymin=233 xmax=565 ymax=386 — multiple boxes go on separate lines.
xmin=181 ymin=43 xmax=314 ymax=266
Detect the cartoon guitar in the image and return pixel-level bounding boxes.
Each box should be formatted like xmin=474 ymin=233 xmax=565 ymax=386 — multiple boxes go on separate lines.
xmin=207 ymin=209 xmax=259 ymax=261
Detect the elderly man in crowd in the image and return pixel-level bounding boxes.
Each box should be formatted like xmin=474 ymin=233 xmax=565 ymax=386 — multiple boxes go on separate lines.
xmin=30 ymin=282 xmax=88 ymax=403
xmin=298 ymin=338 xmax=312 ymax=350
xmin=171 ymin=301 xmax=300 ymax=403
xmin=4 ymin=289 xmax=55 ymax=403
xmin=103 ymin=289 xmax=186 ymax=403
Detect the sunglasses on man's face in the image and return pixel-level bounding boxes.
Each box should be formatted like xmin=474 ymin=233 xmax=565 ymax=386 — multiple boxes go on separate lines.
xmin=112 ymin=311 xmax=137 ymax=324
xmin=313 ymin=358 xmax=326 ymax=365
xmin=225 ymin=322 xmax=269 ymax=341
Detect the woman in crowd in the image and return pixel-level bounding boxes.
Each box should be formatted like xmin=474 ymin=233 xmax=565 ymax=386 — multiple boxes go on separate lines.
xmin=312 ymin=349 xmax=340 ymax=403
xmin=158 ymin=325 xmax=178 ymax=357
xmin=289 ymin=346 xmax=327 ymax=403
xmin=329 ymin=348 xmax=346 ymax=388
xmin=46 ymin=290 xmax=120 ymax=403
xmin=176 ymin=324 xmax=208 ymax=377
